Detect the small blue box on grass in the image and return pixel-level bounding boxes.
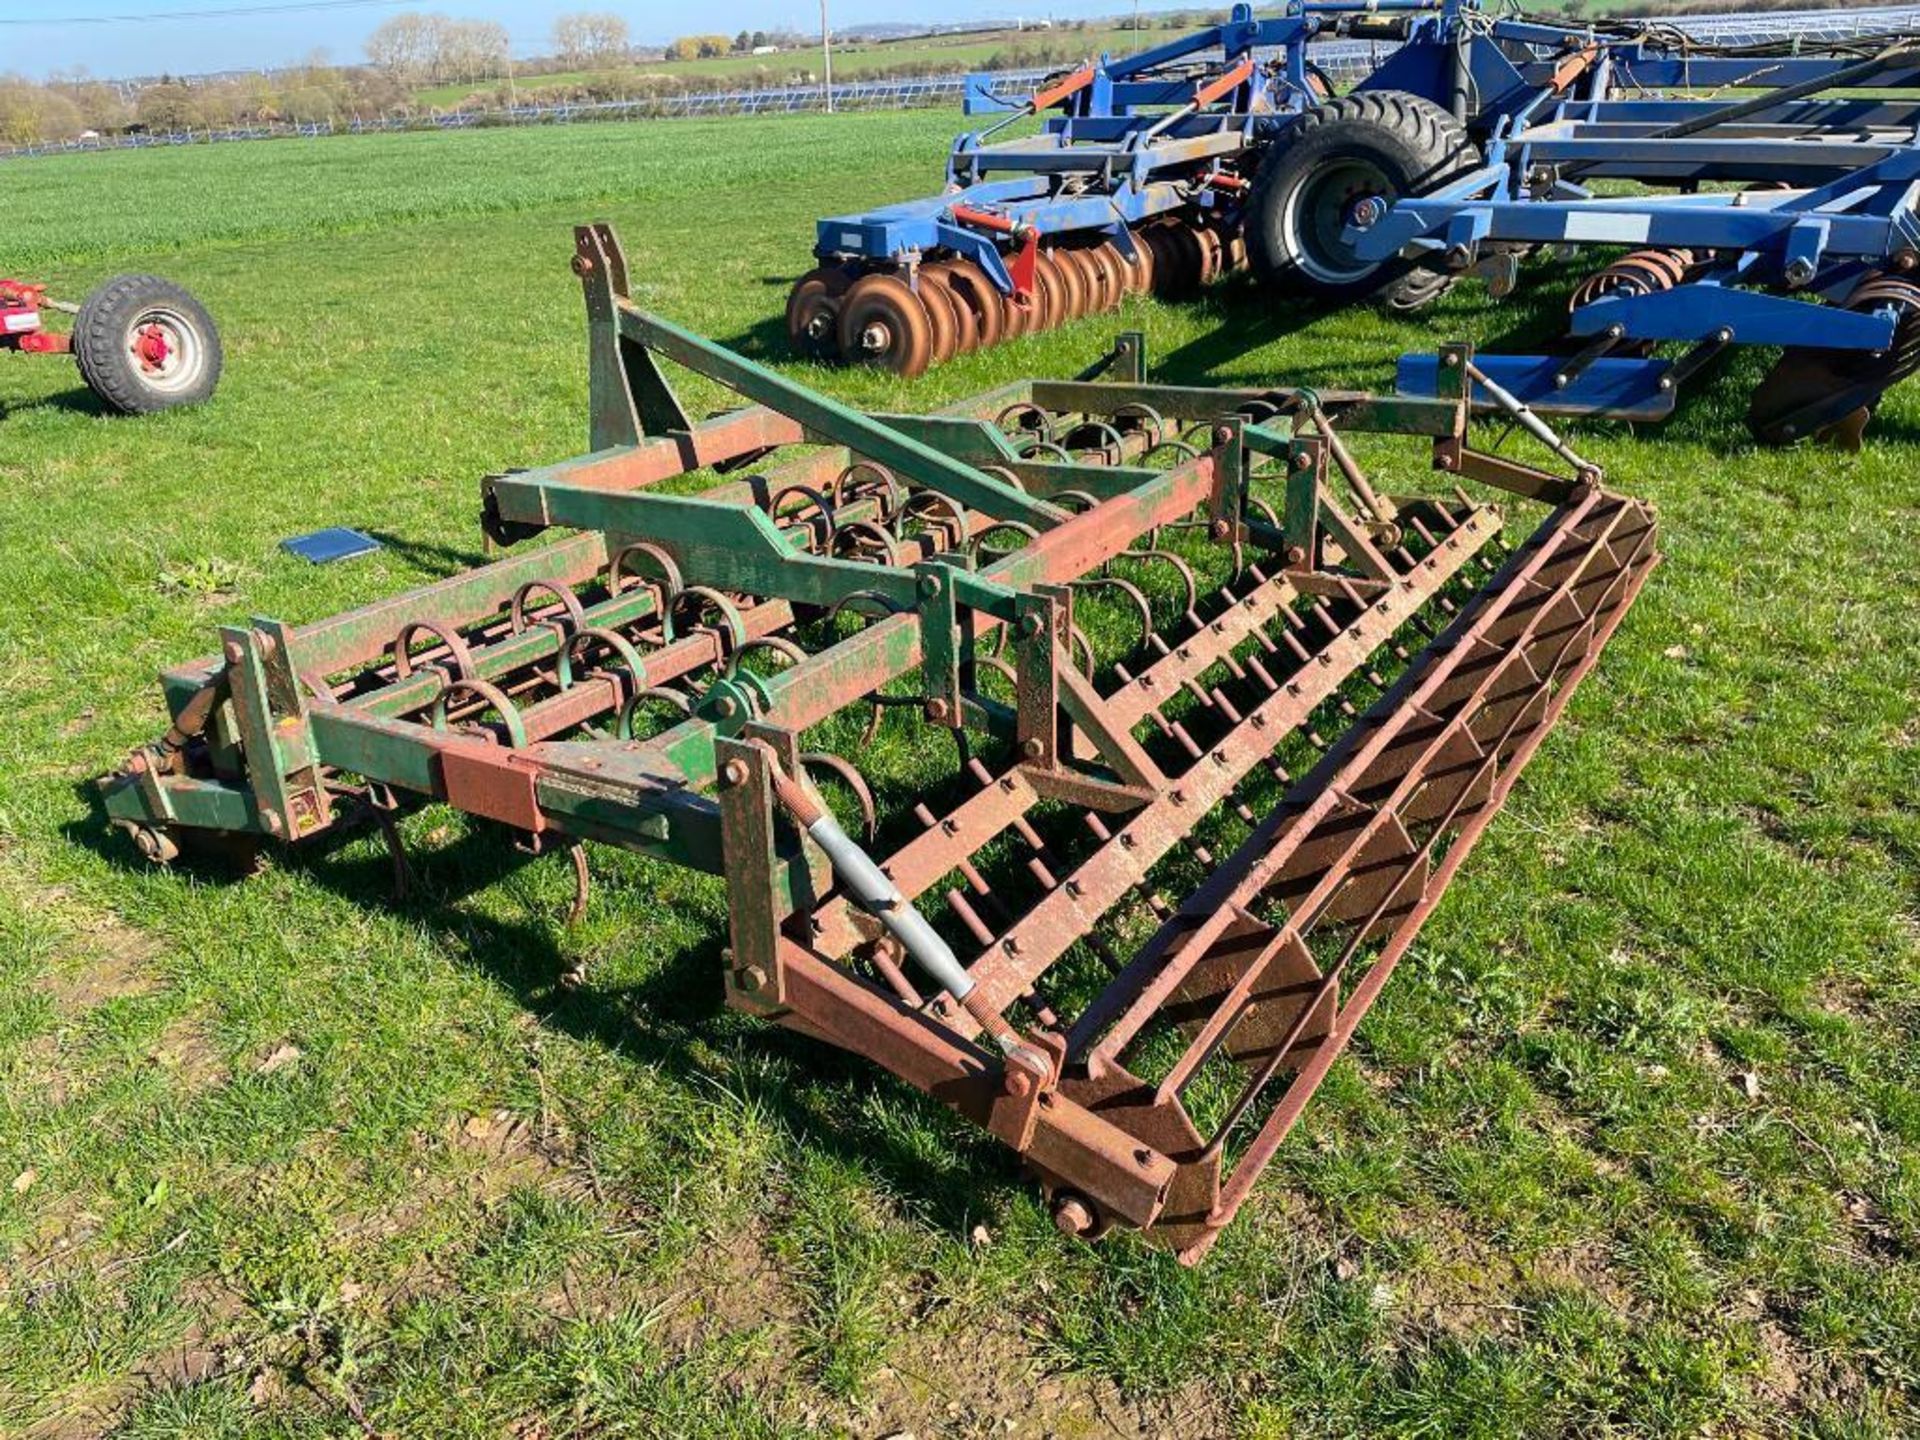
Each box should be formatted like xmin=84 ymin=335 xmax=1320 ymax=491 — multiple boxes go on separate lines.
xmin=282 ymin=528 xmax=382 ymax=564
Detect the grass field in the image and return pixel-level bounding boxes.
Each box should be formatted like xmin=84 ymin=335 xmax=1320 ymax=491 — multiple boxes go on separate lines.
xmin=1 ymin=110 xmax=1917 ymax=1439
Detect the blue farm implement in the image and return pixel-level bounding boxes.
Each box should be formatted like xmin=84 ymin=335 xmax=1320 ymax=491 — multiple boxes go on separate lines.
xmin=797 ymin=1 xmax=1920 ymax=443
xmin=1367 ymin=14 xmax=1920 ymax=444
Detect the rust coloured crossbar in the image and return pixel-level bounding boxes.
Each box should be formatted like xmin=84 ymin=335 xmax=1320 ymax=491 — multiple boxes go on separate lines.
xmin=100 ymin=223 xmax=1657 ymax=1261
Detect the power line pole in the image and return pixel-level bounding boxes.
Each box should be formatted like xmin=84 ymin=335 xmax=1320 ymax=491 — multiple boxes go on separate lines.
xmin=820 ymin=0 xmax=833 ymax=112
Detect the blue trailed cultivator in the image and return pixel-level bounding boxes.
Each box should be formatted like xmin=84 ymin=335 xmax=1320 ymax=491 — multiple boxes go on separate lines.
xmin=796 ymin=0 xmax=1920 ymax=444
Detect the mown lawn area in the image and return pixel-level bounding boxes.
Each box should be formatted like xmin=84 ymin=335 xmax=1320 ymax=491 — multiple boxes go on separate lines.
xmin=0 ymin=110 xmax=1915 ymax=1438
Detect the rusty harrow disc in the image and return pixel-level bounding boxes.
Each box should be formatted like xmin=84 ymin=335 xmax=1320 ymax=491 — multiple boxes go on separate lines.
xmin=1748 ymin=270 xmax=1920 ymax=447
xmin=103 ymin=224 xmax=1656 ymax=1260
xmin=796 ymin=209 xmax=1250 ymax=374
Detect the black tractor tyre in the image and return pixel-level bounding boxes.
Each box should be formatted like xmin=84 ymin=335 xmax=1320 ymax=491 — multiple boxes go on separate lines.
xmin=1246 ymin=91 xmax=1479 ymax=309
xmin=72 ymin=274 xmax=223 ymax=415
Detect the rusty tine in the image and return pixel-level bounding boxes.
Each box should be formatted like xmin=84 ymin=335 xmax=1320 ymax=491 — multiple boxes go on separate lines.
xmin=948 ymin=888 xmax=998 ymax=947
xmin=869 ymin=945 xmax=926 ymax=1008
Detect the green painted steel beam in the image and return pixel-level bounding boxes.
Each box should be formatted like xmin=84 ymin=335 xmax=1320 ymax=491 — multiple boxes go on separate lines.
xmin=486 ymin=481 xmax=923 ymax=610
xmin=615 ymin=301 xmax=1068 ymax=530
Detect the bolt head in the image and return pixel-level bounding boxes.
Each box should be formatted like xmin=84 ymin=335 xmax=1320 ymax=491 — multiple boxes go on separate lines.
xmin=918 ymin=573 xmax=942 ymax=598
xmin=1003 ymin=1068 xmax=1033 ymax=1099
xmin=925 ymin=697 xmax=950 ymax=721
xmin=1019 ymin=612 xmax=1045 ymax=637
xmin=714 ymin=695 xmax=739 ymax=718
xmin=1293 ymin=451 xmax=1313 ymax=471
xmin=721 ymin=758 xmax=749 ymax=786
xmin=1052 ymin=1194 xmax=1094 ymax=1236
xmin=571 ymin=254 xmax=593 ymax=276
xmin=1211 ymin=424 xmax=1234 ymax=446
xmin=1284 ymin=544 xmax=1308 ymax=566
xmin=1019 ymin=737 xmax=1045 ymax=760
xmin=737 ymin=965 xmax=769 ymax=993
xmin=223 ymin=640 xmax=245 ymax=665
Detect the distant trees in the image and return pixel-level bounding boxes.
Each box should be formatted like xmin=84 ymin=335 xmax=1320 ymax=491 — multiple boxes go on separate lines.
xmin=365 ymin=13 xmax=442 ymax=83
xmin=552 ymin=12 xmax=628 ymax=69
xmin=441 ymin=20 xmax=510 ymax=82
xmin=667 ymin=34 xmax=732 ymax=61
xmin=365 ymin=12 xmax=508 ymax=85
xmin=0 ymin=79 xmax=83 ymax=146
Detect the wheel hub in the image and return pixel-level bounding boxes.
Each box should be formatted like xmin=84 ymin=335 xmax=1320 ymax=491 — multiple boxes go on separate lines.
xmin=1345 ymin=194 xmax=1388 ymax=230
xmin=133 ymin=323 xmax=174 ymax=373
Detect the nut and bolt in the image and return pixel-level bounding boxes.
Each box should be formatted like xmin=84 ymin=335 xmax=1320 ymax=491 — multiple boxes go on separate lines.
xmin=736 ymin=965 xmax=769 ymax=993
xmin=1019 ymin=737 xmax=1045 ymax=760
xmin=1019 ymin=612 xmax=1046 ymax=637
xmin=925 ymin=697 xmax=950 ymax=721
xmin=721 ymin=758 xmax=749 ymax=787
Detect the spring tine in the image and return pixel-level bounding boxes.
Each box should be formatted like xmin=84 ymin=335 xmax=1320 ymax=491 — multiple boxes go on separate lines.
xmin=374 ymin=804 xmax=412 ymax=902
xmin=566 ymin=841 xmax=591 ymax=926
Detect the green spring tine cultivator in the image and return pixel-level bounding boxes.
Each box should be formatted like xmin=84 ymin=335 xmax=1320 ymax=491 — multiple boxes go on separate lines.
xmin=102 ymin=225 xmax=1657 ymax=1260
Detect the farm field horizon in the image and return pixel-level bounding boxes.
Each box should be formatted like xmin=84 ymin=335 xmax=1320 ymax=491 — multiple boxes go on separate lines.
xmin=1 ymin=112 xmax=1917 ymax=1438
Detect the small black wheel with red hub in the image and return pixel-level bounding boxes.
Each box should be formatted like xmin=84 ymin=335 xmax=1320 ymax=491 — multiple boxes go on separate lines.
xmin=72 ymin=274 xmax=223 ymax=414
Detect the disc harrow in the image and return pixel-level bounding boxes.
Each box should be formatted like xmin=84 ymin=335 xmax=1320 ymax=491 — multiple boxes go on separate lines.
xmin=794 ymin=214 xmax=1249 ymax=378
xmin=102 ymin=224 xmax=1656 ymax=1260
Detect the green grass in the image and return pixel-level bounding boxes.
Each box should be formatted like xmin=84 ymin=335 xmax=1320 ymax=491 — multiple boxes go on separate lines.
xmin=1 ymin=111 xmax=1917 ymax=1438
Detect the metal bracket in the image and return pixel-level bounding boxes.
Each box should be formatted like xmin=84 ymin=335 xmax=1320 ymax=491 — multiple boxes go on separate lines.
xmin=576 ymin=222 xmax=692 ymax=450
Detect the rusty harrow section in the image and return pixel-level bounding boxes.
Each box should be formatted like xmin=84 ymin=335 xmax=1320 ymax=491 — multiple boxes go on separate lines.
xmin=101 ymin=223 xmax=1656 ymax=1261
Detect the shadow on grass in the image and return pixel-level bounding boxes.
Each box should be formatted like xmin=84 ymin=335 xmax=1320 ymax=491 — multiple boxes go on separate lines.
xmin=0 ymin=384 xmax=111 ymax=420
xmin=62 ymin=781 xmax=1015 ymax=1243
xmin=718 ymin=311 xmax=793 ymax=363
xmin=360 ymin=528 xmax=492 ymax=576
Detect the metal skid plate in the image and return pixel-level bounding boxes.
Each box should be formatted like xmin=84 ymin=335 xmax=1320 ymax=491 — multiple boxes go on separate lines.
xmin=101 ymin=223 xmax=1657 ymax=1259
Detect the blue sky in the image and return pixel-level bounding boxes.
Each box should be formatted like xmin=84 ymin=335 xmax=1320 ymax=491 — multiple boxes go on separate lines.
xmin=4 ymin=0 xmax=1166 ymax=80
